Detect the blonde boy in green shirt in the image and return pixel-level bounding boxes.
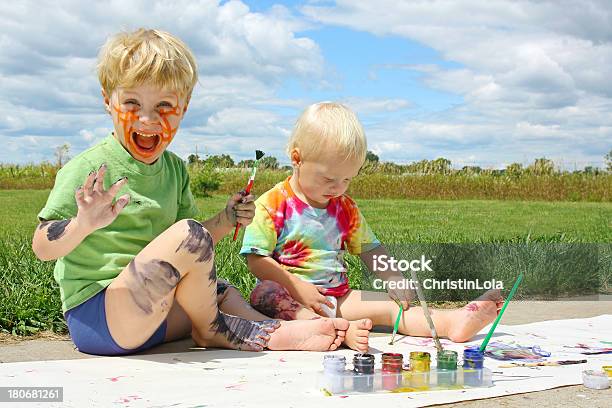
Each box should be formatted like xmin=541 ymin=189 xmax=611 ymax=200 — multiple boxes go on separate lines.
xmin=32 ymin=28 xmax=348 ymax=356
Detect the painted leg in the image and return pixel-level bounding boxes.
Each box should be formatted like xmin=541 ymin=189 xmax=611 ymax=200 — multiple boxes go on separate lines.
xmin=105 ymin=219 xmax=278 ymax=352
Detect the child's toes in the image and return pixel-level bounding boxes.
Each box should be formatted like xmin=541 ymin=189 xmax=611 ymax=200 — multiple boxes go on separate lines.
xmin=241 ymin=341 xmax=264 ymax=352
xmin=333 ymin=335 xmax=344 ymax=349
xmin=356 ymin=318 xmax=373 ymax=330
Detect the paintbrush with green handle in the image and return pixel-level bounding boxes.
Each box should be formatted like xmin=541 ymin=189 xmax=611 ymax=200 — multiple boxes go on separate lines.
xmin=232 ymin=150 xmax=265 ymax=241
xmin=389 ymin=299 xmax=403 ymax=345
xmin=479 ymin=273 xmax=524 ymax=353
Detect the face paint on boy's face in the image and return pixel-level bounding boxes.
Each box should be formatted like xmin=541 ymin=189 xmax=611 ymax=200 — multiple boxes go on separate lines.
xmin=107 ymin=84 xmax=187 ymax=164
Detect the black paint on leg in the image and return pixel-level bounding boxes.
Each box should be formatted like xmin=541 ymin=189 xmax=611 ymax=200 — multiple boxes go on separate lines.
xmin=209 ymin=264 xmax=217 ymax=283
xmin=217 ymin=280 xmax=229 ymax=296
xmin=176 ymin=220 xmax=214 ymax=263
xmin=210 ymin=311 xmax=278 ymax=351
xmin=126 ymin=259 xmax=181 ymax=314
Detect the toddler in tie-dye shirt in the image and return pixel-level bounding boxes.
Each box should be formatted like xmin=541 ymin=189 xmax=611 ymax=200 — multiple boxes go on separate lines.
xmin=241 ymin=102 xmax=504 ymax=352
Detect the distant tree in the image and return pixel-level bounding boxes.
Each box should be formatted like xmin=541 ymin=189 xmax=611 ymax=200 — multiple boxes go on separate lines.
xmin=187 ymin=154 xmax=201 ymax=165
xmin=259 ymin=156 xmax=279 ymax=169
xmin=582 ymin=166 xmax=601 ymax=175
xmin=237 ymin=159 xmax=255 ymax=168
xmin=605 ymin=149 xmax=612 ymax=172
xmin=378 ymin=162 xmax=404 ymax=174
xmin=204 ymin=154 xmax=234 ymax=168
xmin=506 ymin=163 xmax=524 ymax=177
xmin=527 ymin=157 xmax=555 ymax=176
xmin=431 ymin=157 xmax=452 ymax=174
xmin=55 ymin=143 xmax=71 ymax=168
xmin=461 ymin=166 xmax=482 ymax=174
xmin=365 ymin=150 xmax=379 ymax=162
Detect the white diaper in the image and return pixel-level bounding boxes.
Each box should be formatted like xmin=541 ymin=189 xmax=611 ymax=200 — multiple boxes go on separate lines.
xmin=319 ymin=295 xmax=338 ymax=318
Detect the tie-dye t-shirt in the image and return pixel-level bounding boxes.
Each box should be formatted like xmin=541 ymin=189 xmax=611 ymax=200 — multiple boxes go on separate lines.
xmin=240 ymin=177 xmax=380 ymax=296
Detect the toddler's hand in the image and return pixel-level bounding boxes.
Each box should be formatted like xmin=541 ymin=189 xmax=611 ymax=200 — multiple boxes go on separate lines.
xmin=386 ymin=274 xmax=414 ymax=311
xmin=292 ymin=280 xmax=335 ymax=316
xmin=75 ymin=164 xmax=130 ymax=233
xmin=224 ymin=190 xmax=256 ymax=227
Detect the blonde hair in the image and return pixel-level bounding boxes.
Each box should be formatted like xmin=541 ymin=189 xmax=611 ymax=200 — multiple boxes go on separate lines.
xmin=287 ymin=102 xmax=367 ymax=163
xmin=97 ymin=28 xmax=198 ymax=99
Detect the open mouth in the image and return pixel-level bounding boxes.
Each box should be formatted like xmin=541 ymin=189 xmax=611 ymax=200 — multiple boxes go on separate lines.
xmin=131 ymin=131 xmax=161 ymax=154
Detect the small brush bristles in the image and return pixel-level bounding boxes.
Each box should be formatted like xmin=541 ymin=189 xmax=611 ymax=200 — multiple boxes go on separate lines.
xmin=255 ymin=150 xmax=265 ymax=160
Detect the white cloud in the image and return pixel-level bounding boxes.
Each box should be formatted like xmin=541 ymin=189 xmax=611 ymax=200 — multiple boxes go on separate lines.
xmin=341 ymin=97 xmax=412 ymax=115
xmin=0 ymin=0 xmax=324 ymax=163
xmin=302 ymin=0 xmax=612 ymax=167
xmin=1 ymin=0 xmax=610 ymax=168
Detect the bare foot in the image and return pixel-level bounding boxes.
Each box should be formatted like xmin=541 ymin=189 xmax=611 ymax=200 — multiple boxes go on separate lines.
xmin=267 ymin=318 xmax=349 ymax=351
xmin=447 ymin=289 xmax=504 ymax=343
xmin=193 ymin=311 xmax=280 ymax=351
xmin=343 ymin=319 xmax=372 ymax=352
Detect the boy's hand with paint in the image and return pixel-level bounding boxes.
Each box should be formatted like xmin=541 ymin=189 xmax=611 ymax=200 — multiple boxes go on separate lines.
xmin=224 ymin=190 xmax=256 ymax=231
xmin=74 ymin=164 xmax=130 ymax=233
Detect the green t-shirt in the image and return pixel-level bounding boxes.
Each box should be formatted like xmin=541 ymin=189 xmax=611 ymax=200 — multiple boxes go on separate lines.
xmin=38 ymin=134 xmax=199 ymax=313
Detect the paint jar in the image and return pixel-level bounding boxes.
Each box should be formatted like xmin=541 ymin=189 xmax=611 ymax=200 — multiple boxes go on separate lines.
xmin=322 ymin=355 xmax=346 ymax=394
xmin=582 ymin=370 xmax=610 ymax=390
xmin=436 ymin=350 xmax=458 ymax=388
xmin=352 ymin=353 xmax=375 ymax=392
xmin=462 ymin=347 xmax=485 ymax=387
xmin=381 ymin=353 xmax=403 ymax=390
xmin=409 ymin=351 xmax=431 ymax=390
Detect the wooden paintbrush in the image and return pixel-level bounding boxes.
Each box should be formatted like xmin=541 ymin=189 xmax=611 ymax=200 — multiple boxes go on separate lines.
xmin=499 ymin=359 xmax=587 ymax=368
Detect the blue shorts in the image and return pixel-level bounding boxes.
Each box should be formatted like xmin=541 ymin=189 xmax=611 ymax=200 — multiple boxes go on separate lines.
xmin=65 ymin=289 xmax=167 ymax=356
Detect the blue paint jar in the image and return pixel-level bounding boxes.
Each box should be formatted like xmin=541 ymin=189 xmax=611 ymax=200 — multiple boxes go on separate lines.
xmin=462 ymin=347 xmax=484 ymax=387
xmin=463 ymin=347 xmax=484 ymax=368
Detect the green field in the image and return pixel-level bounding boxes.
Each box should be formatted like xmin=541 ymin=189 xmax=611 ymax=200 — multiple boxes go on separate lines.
xmin=1 ymin=190 xmax=610 ymax=335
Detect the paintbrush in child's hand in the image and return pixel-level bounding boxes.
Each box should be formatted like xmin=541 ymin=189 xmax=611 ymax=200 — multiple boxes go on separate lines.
xmin=232 ymin=150 xmax=265 ymax=241
xmin=389 ymin=299 xmax=403 ymax=345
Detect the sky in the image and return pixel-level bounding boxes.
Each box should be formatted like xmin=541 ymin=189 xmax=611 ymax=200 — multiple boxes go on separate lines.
xmin=0 ymin=0 xmax=610 ymax=169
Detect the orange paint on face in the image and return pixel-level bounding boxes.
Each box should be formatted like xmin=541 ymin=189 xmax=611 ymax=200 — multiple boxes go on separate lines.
xmin=111 ymin=94 xmax=183 ymax=161
xmin=159 ymin=102 xmax=182 ymax=142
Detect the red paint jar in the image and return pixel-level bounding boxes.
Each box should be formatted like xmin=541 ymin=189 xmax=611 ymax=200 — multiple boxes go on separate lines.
xmin=382 ymin=353 xmax=403 ymax=390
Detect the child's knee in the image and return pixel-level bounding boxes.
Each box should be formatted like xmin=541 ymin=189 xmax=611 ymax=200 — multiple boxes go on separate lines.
xmin=174 ymin=219 xmax=214 ymax=263
xmin=125 ymin=259 xmax=181 ymax=314
xmin=250 ymin=280 xmax=285 ymax=303
xmin=250 ymin=280 xmax=298 ymax=320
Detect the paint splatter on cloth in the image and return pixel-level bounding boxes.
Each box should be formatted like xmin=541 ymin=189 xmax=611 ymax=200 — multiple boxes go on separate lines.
xmin=483 ymin=341 xmax=550 ymax=360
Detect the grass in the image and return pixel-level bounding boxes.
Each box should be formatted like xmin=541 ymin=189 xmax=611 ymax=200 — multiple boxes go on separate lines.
xmin=0 ymin=189 xmax=610 ymax=335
